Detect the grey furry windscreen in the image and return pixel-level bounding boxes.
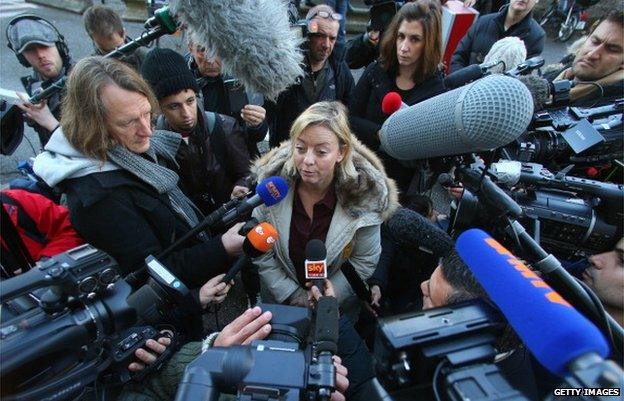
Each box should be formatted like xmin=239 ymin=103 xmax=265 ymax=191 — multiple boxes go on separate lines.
xmin=171 ymin=0 xmax=304 ymax=100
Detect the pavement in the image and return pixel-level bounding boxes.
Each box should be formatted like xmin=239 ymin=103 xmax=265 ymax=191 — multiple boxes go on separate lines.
xmin=0 ymin=0 xmax=572 ymax=184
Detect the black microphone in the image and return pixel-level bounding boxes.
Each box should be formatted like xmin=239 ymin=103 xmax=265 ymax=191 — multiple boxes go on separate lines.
xmin=380 ymin=75 xmax=533 ymax=161
xmin=312 ymin=296 xmax=339 ymax=400
xmin=305 ymin=239 xmax=328 ymax=292
xmin=385 ymin=208 xmax=454 ymax=256
xmin=169 ymin=0 xmax=303 ymax=99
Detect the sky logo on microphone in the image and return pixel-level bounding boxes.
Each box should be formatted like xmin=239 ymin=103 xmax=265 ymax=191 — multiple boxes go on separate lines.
xmin=483 ymin=238 xmax=571 ymax=308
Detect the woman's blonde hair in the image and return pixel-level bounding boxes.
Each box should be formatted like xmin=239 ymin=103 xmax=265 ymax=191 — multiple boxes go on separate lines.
xmin=61 ymin=56 xmax=158 ymax=161
xmin=284 ymin=101 xmax=357 ymax=180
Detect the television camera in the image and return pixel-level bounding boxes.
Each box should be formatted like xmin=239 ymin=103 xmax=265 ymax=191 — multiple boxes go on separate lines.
xmin=0 ymin=244 xmax=188 ymax=401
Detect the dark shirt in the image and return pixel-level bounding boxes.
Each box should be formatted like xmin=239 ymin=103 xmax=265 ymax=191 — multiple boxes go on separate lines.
xmin=289 ymin=183 xmax=337 ymax=286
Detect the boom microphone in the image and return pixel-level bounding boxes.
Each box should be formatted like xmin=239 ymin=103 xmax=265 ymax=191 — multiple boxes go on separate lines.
xmin=221 ymin=222 xmax=278 ymax=283
xmin=169 ymin=0 xmax=303 ymax=100
xmin=385 ymin=208 xmax=454 ymax=256
xmin=379 ymin=75 xmax=533 ymax=160
xmin=456 ymin=229 xmax=610 ymax=377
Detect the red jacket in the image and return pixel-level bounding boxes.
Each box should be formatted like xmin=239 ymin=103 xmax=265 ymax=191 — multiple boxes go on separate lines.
xmin=1 ymin=189 xmax=84 ymax=261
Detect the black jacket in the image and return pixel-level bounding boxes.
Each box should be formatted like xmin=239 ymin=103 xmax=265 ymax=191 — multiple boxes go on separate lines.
xmin=267 ymin=53 xmax=355 ymax=147
xmin=345 ymin=33 xmax=379 ymax=70
xmin=62 ymin=170 xmax=230 ymax=288
xmin=186 ymin=56 xmax=268 ymax=151
xmin=21 ymin=67 xmax=69 ymax=147
xmin=450 ymin=6 xmax=545 ymax=72
xmin=156 ymin=110 xmax=251 ymax=215
xmin=349 ymin=61 xmax=446 ymax=151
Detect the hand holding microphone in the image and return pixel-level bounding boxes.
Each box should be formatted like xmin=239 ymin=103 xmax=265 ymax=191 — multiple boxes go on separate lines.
xmin=220 ymin=221 xmax=279 ymax=284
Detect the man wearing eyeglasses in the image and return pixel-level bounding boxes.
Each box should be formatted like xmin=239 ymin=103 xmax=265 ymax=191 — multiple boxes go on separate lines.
xmin=267 ymin=5 xmax=354 ymax=147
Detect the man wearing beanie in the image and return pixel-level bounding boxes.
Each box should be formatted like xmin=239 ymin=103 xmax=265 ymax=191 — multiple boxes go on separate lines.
xmin=141 ymin=48 xmax=252 ymax=215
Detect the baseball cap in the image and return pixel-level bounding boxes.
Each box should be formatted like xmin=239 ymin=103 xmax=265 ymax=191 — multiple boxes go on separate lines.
xmin=7 ymin=17 xmax=58 ymax=54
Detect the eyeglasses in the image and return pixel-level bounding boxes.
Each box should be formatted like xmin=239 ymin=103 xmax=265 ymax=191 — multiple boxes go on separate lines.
xmin=311 ymin=10 xmax=343 ymax=21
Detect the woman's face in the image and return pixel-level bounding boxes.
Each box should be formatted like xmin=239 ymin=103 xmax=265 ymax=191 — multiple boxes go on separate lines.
xmin=396 ymin=19 xmax=425 ymax=68
xmin=294 ymin=125 xmax=345 ymax=190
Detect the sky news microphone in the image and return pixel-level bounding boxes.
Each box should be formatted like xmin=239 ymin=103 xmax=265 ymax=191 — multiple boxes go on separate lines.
xmin=379 ymin=75 xmax=533 ymax=161
xmin=305 ymin=239 xmax=328 ymax=292
xmin=456 ymin=229 xmax=610 ymax=377
xmin=169 ymin=0 xmax=303 ymax=100
xmin=381 ymin=92 xmax=408 ymax=114
xmin=221 ymin=222 xmax=278 ymax=284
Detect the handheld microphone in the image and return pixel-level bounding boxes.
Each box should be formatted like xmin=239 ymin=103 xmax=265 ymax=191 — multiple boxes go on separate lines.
xmin=221 ymin=176 xmax=289 ymax=227
xmin=305 ymin=239 xmax=328 ymax=292
xmin=221 ymin=222 xmax=278 ymax=284
xmin=379 ymin=75 xmax=533 ymax=161
xmin=385 ymin=208 xmax=454 ymax=256
xmin=155 ymin=176 xmax=287 ymax=263
xmin=169 ymin=0 xmax=303 ymax=100
xmin=381 ymin=92 xmax=407 ymax=114
xmin=455 ymin=229 xmax=610 ymax=377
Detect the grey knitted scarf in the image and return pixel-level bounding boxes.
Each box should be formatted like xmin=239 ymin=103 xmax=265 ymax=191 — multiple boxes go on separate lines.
xmin=107 ymin=130 xmax=205 ymax=238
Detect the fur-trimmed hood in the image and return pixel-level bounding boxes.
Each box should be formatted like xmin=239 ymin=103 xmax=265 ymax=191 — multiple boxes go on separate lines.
xmin=250 ymin=140 xmax=399 ymax=221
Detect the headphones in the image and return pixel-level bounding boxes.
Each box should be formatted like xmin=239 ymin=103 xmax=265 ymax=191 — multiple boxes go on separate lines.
xmin=6 ymin=14 xmax=71 ymax=68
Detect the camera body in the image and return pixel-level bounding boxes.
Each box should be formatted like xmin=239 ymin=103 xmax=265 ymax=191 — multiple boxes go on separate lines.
xmin=0 ymin=245 xmax=188 ymax=400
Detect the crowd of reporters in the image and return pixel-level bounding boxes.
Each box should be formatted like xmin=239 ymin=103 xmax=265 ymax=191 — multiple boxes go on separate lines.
xmin=1 ymin=0 xmax=623 ymax=400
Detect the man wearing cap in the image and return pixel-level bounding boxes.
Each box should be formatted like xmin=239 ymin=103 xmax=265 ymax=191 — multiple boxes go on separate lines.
xmin=6 ymin=15 xmax=73 ymax=147
xmin=267 ymin=4 xmax=354 ymax=147
xmin=141 ymin=48 xmax=252 ymax=215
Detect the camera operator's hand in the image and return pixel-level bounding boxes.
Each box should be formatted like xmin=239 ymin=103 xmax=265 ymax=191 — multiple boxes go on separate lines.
xmin=332 ymin=355 xmax=349 ymax=401
xmin=221 ymin=222 xmax=245 ymax=257
xmin=199 ymin=273 xmax=233 ymax=308
xmin=366 ymin=30 xmax=380 ymax=46
xmin=214 ymin=306 xmax=272 ymax=347
xmin=370 ymin=285 xmax=381 ymax=307
xmin=240 ymin=105 xmax=266 ymax=128
xmin=15 ymin=92 xmax=59 ymax=132
xmin=230 ymin=185 xmax=250 ymax=199
xmin=308 ymin=279 xmax=336 ymax=302
xmin=128 ymin=331 xmax=172 ymax=372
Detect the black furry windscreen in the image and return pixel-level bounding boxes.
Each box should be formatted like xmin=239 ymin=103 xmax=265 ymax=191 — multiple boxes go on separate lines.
xmin=170 ymin=0 xmax=304 ymax=100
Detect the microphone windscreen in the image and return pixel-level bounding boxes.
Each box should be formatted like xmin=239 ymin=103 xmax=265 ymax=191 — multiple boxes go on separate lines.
xmin=170 ymin=0 xmax=303 ymax=100
xmin=380 ymin=75 xmax=533 ymax=160
xmin=246 ymin=222 xmax=279 ymax=254
xmin=456 ymin=229 xmax=610 ymax=377
xmin=517 ymin=74 xmax=551 ymax=112
xmin=483 ymin=36 xmax=527 ymax=74
xmin=386 ymin=208 xmax=454 ymax=256
xmin=314 ymin=296 xmax=339 ymax=354
xmin=256 ymin=176 xmax=289 ymax=206
xmin=305 ymin=239 xmax=327 ymax=260
xmin=381 ymin=92 xmax=403 ymax=114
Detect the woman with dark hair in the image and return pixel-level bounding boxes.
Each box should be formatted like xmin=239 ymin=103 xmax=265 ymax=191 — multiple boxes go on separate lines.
xmin=349 ymin=0 xmax=446 ymax=195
